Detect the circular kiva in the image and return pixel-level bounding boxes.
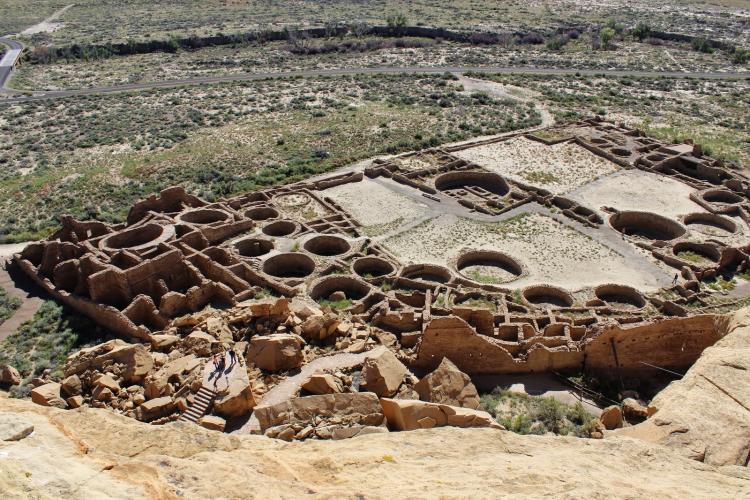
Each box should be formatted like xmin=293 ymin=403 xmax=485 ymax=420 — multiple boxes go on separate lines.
xmin=352 ymin=256 xmax=395 ymax=278
xmin=99 ymin=223 xmax=175 ymax=252
xmin=244 ymin=206 xmax=279 ymax=221
xmin=176 ymin=208 xmax=231 ymax=225
xmin=402 ymin=264 xmax=453 ymax=284
xmin=261 ymin=219 xmax=299 ymax=237
xmin=609 ymin=211 xmax=686 ymax=241
xmin=233 ymin=237 xmax=274 ymax=258
xmin=455 ymin=250 xmax=524 ymax=284
xmin=303 ymin=234 xmax=351 ymax=257
xmin=682 ymin=212 xmax=737 ymax=236
xmin=594 ymin=284 xmax=646 ymax=309
xmin=646 ymin=153 xmax=668 ymax=162
xmin=262 ymin=252 xmax=315 ymax=278
xmin=672 ymin=241 xmax=721 ymax=263
xmin=309 ymin=276 xmax=373 ymax=302
xmin=274 ymin=193 xmax=311 ymax=208
xmin=701 ymin=189 xmax=743 ymax=205
xmin=523 ymin=285 xmax=574 ymax=308
xmin=434 ymin=171 xmax=509 ymax=196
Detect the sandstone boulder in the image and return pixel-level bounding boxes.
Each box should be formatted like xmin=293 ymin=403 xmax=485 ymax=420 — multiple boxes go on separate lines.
xmin=301 ymin=373 xmax=342 ymax=395
xmin=145 ymin=354 xmax=201 ymax=399
xmin=205 ymin=317 xmax=232 ymax=343
xmin=94 ymin=374 xmax=120 ymax=392
xmin=66 ymin=395 xmax=84 ymax=409
xmin=31 ymin=383 xmax=67 ymax=409
xmin=199 ymin=415 xmax=226 ymax=432
xmin=622 ymin=398 xmax=648 ymax=421
xmin=380 ymin=398 xmax=502 ymax=431
xmin=247 ymin=333 xmax=304 ymax=372
xmin=65 ymin=340 xmax=153 ymax=383
xmin=213 ymin=369 xmax=257 ymax=418
xmin=0 ymin=414 xmax=34 ymax=441
xmin=600 ymin=405 xmax=623 ymax=430
xmin=151 ymin=334 xmax=179 ymax=350
xmin=182 ymin=330 xmax=216 ymax=356
xmin=254 ymin=392 xmax=385 ymax=439
xmin=61 ymin=374 xmax=82 ymax=397
xmin=300 ymin=313 xmax=340 ymax=341
xmin=360 ymin=349 xmax=407 ymax=397
xmin=0 ymin=364 xmax=21 ymax=386
xmin=290 ymin=297 xmax=323 ymax=320
xmin=414 ymin=357 xmax=480 ymax=409
xmin=136 ymin=396 xmax=175 ymax=422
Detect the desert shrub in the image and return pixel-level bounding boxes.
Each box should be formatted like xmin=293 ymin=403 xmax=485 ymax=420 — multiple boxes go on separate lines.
xmin=546 ymin=35 xmax=570 ymax=51
xmin=730 ymin=47 xmax=750 ymax=64
xmin=631 ymin=22 xmax=651 ymax=41
xmin=600 ymin=27 xmax=616 ymax=49
xmin=692 ymin=37 xmax=713 ymax=54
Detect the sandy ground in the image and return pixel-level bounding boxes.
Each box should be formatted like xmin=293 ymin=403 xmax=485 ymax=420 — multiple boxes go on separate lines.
xmin=323 ymin=178 xmax=430 ymax=236
xmin=570 ymin=169 xmax=705 ymax=219
xmin=0 ymin=243 xmax=27 ymax=259
xmin=383 ymin=212 xmax=663 ymax=291
xmin=2 ymin=396 xmax=748 ymax=499
xmin=455 ymin=136 xmax=618 ymax=194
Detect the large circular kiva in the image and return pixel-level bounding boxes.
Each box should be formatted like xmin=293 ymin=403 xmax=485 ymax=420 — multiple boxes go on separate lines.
xmin=402 ymin=264 xmax=453 ymax=284
xmin=244 ymin=206 xmax=279 ymax=221
xmin=456 ymin=250 xmax=523 ymax=284
xmin=262 ymin=220 xmax=298 ymax=237
xmin=682 ymin=212 xmax=737 ymax=236
xmin=352 ymin=256 xmax=395 ymax=278
xmin=609 ymin=211 xmax=686 ymax=240
xmin=594 ymin=284 xmax=646 ymax=309
xmin=523 ymin=285 xmax=574 ymax=308
xmin=262 ymin=252 xmax=315 ymax=278
xmin=434 ymin=171 xmax=509 ymax=196
xmin=176 ymin=208 xmax=230 ymax=225
xmin=234 ymin=237 xmax=274 ymax=257
xmin=701 ymin=189 xmax=743 ymax=205
xmin=99 ymin=223 xmax=175 ymax=252
xmin=303 ymin=234 xmax=351 ymax=257
xmin=309 ymin=276 xmax=373 ymax=301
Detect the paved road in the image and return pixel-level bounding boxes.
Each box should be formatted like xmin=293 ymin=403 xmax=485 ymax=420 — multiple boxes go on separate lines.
xmin=0 ymin=37 xmax=23 ymax=89
xmin=1 ymin=65 xmax=749 ymax=104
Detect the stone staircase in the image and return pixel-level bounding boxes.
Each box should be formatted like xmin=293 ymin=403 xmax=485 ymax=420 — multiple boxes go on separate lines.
xmin=179 ymin=386 xmax=217 ymax=424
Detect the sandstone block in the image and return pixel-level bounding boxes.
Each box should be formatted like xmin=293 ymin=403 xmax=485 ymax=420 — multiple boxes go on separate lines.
xmin=31 ymin=383 xmax=67 ymax=409
xmin=361 ymin=349 xmax=407 ymax=397
xmin=302 ymin=373 xmax=342 ymax=395
xmin=414 ymin=357 xmax=480 ymax=409
xmin=61 ymin=374 xmax=82 ymax=397
xmin=199 ymin=415 xmax=226 ymax=432
xmin=380 ymin=398 xmax=502 ymax=431
xmin=247 ymin=333 xmax=304 ymax=372
xmin=0 ymin=364 xmax=21 ymax=386
xmin=600 ymin=405 xmax=623 ymax=430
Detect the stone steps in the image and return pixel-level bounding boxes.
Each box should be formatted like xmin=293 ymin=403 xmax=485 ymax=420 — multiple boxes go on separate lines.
xmin=179 ymin=386 xmax=217 ymax=424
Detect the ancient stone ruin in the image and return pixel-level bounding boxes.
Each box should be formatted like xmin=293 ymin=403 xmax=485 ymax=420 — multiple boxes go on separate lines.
xmin=13 ymin=118 xmax=750 ymax=439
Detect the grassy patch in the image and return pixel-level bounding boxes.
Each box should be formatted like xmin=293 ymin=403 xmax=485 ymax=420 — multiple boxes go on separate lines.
xmin=317 ymin=298 xmax=353 ymax=311
xmin=676 ymin=250 xmax=708 ymax=263
xmin=0 ymin=301 xmax=107 ymax=397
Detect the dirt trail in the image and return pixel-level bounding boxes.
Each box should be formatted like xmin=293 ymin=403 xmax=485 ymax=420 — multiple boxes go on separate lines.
xmin=235 ymin=346 xmax=386 ymax=433
xmin=0 ymin=258 xmax=44 ymax=340
xmin=21 ymin=4 xmax=74 ymax=35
